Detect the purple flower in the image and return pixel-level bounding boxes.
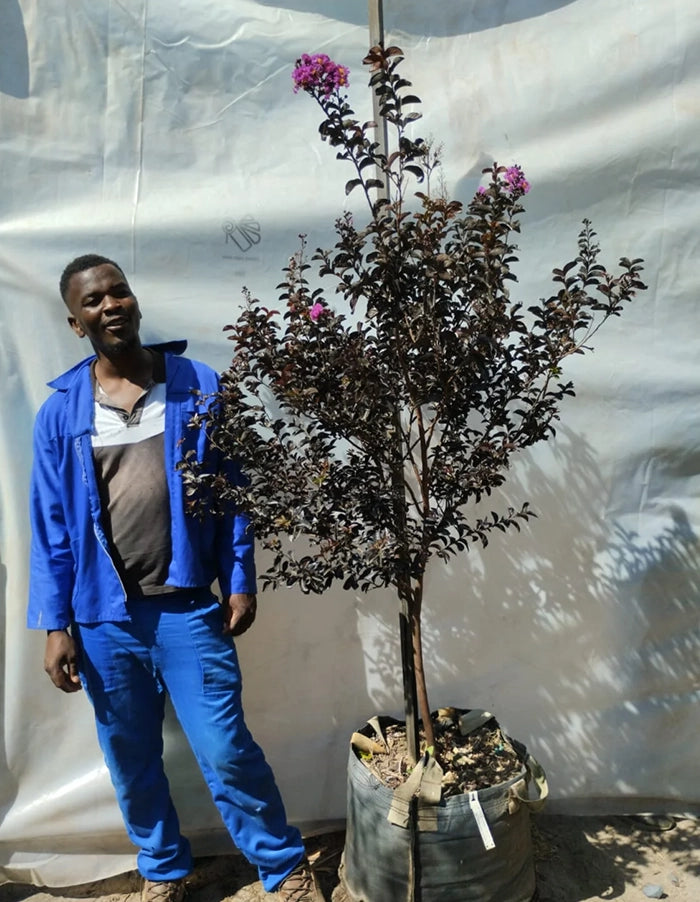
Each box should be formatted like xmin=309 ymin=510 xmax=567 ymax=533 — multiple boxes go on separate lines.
xmin=477 ymin=186 xmax=487 ymax=195
xmin=292 ymin=53 xmax=349 ymax=97
xmin=309 ymin=302 xmax=325 ymax=321
xmin=503 ymin=165 xmax=531 ymax=196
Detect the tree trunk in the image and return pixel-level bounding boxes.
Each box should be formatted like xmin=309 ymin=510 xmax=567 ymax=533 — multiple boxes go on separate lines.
xmin=398 ymin=577 xmax=435 ymax=764
xmin=410 ymin=585 xmax=435 ymax=753
xmin=398 ymin=590 xmax=419 ymax=765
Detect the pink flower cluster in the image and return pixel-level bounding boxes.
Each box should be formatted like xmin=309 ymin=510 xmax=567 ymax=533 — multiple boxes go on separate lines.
xmin=503 ymin=165 xmax=530 ymax=195
xmin=309 ymin=302 xmax=325 ymax=321
xmin=292 ymin=53 xmax=349 ymax=97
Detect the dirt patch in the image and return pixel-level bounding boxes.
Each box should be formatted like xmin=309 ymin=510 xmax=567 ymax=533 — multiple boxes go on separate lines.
xmin=2 ymin=817 xmax=697 ymax=902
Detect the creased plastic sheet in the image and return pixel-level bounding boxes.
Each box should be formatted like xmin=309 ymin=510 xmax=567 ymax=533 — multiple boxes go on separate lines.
xmin=1 ymin=0 xmax=699 ymax=887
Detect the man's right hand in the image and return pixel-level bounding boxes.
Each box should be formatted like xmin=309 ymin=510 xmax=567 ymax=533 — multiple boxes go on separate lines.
xmin=44 ymin=630 xmax=82 ymax=692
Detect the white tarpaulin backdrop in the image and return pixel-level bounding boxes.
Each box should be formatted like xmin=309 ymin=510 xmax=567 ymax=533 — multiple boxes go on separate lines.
xmin=1 ymin=0 xmax=699 ymax=886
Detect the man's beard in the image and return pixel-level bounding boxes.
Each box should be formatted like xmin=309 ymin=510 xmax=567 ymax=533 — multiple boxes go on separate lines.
xmin=94 ymin=333 xmax=140 ymax=356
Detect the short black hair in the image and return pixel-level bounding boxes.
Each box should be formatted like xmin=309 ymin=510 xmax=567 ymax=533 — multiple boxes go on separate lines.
xmin=59 ymin=254 xmax=126 ymax=302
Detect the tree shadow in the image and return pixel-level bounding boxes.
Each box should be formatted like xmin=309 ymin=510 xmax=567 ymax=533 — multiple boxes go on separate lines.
xmin=535 ymin=814 xmax=699 ymax=900
xmin=352 ymin=412 xmax=700 ymax=896
xmin=0 ymin=0 xmax=29 ymax=98
xmin=354 ymin=422 xmax=700 ymax=815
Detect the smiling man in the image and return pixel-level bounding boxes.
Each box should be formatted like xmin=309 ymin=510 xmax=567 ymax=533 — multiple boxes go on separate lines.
xmin=28 ymin=255 xmax=320 ymax=902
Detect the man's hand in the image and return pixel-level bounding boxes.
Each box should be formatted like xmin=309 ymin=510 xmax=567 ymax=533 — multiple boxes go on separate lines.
xmin=222 ymin=593 xmax=257 ymax=637
xmin=44 ymin=630 xmax=82 ymax=693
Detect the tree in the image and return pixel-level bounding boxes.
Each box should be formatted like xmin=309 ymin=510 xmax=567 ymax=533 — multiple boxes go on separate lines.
xmin=180 ymin=45 xmax=645 ymax=765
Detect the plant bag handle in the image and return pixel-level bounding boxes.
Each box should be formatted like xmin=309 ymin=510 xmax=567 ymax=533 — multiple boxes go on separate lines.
xmin=387 ymin=751 xmax=444 ymax=829
xmin=508 ymin=754 xmax=549 ymax=813
xmin=356 ymin=717 xmax=444 ymax=830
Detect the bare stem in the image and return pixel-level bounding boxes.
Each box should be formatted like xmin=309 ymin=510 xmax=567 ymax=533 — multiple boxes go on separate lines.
xmin=410 ymin=574 xmax=435 ymax=753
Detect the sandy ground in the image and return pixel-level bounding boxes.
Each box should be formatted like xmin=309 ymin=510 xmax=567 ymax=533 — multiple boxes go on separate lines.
xmin=1 ymin=815 xmax=697 ymax=902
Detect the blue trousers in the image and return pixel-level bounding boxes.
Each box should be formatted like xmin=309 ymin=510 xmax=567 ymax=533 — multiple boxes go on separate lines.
xmin=73 ymin=591 xmax=305 ymax=891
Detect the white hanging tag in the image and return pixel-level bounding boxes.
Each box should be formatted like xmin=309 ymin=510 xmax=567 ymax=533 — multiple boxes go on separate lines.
xmin=469 ymin=790 xmax=496 ymax=851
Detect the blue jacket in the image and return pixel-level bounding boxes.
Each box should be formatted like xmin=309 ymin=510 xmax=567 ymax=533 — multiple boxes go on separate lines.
xmin=28 ymin=341 xmax=256 ymax=630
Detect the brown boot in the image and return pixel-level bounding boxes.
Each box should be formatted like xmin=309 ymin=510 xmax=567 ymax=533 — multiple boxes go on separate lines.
xmin=141 ymin=878 xmax=186 ymax=902
xmin=274 ymin=860 xmax=322 ymax=901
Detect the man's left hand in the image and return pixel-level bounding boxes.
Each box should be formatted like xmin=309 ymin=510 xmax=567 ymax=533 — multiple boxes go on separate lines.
xmin=223 ymin=593 xmax=257 ymax=636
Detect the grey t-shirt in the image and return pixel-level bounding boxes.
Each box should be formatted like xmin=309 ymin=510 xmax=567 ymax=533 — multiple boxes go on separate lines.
xmin=90 ymin=356 xmax=178 ymax=597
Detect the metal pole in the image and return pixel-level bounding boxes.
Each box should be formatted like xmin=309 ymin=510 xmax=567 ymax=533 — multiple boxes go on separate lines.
xmin=368 ymin=5 xmax=420 ymax=899
xmin=367 ymin=0 xmax=390 ymax=200
xmin=367 ymin=0 xmax=419 ymax=770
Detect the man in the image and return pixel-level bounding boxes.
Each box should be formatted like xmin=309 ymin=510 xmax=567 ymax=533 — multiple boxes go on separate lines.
xmin=28 ymin=254 xmax=320 ymax=902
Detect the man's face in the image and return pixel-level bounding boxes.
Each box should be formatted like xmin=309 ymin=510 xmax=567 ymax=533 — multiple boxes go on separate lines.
xmin=65 ymin=264 xmax=142 ymax=356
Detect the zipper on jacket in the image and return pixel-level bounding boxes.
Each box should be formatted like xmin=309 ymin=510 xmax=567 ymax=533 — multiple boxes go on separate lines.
xmin=92 ymin=520 xmax=128 ymax=605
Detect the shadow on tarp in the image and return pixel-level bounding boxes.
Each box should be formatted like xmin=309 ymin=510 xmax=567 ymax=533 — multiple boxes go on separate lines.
xmin=255 ymin=0 xmax=580 ymax=36
xmin=357 ymin=421 xmax=700 ymax=810
xmin=0 ymin=0 xmax=29 ymax=99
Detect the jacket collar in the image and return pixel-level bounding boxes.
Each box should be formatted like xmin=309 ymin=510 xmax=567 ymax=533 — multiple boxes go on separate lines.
xmin=47 ymin=340 xmax=188 ymax=391
xmin=48 ymin=341 xmax=189 ymax=436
